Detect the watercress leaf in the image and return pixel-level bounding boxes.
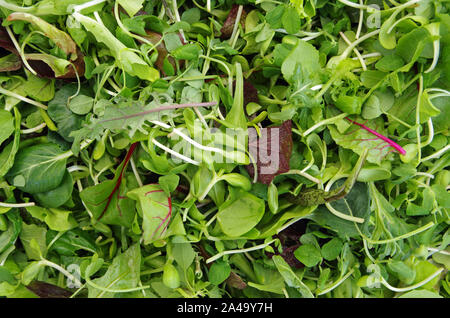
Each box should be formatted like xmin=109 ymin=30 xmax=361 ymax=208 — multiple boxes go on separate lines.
xmin=294 ymin=244 xmax=322 ymax=267
xmin=321 ymin=238 xmax=344 ymax=261
xmin=282 ymin=6 xmax=301 ymax=34
xmin=171 ymin=44 xmax=202 ymax=60
xmin=208 ymin=260 xmax=231 ymax=285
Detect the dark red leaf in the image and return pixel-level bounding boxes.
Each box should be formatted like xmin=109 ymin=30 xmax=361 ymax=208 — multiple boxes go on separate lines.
xmin=220 ymin=5 xmax=247 ymax=39
xmin=0 ymin=25 xmax=18 ymax=55
xmin=26 ymin=281 xmax=72 ymax=298
xmin=246 ymin=120 xmax=293 ymax=184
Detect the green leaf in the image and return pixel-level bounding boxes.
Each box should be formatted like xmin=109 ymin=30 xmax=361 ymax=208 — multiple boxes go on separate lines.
xmin=282 ymin=7 xmax=301 ymax=34
xmin=272 ymin=255 xmax=314 ymax=298
xmin=47 ymin=84 xmax=84 ymax=142
xmin=0 ymin=109 xmax=14 ymax=147
xmin=117 ymin=0 xmax=144 ymax=17
xmin=216 ymin=190 xmax=265 ymax=237
xmin=172 ymin=242 xmax=196 ymax=270
xmin=171 ymin=44 xmax=202 ymax=60
xmin=68 ymin=95 xmax=94 ymax=115
xmin=7 ymin=12 xmax=77 ymax=58
xmin=158 ymin=174 xmax=180 ymax=196
xmin=281 ymin=39 xmax=320 ymax=84
xmin=310 ymin=182 xmax=370 ymax=238
xmin=73 ymin=12 xmax=159 ymax=82
xmin=23 ymin=72 xmax=54 ymax=102
xmin=335 ymin=95 xmax=362 ymax=115
xmin=294 ymin=244 xmax=322 ymax=267
xmin=26 ymin=205 xmax=77 ymax=232
xmin=88 ymin=244 xmax=141 ymax=298
xmin=398 ymin=289 xmax=443 ymax=298
xmin=6 ymin=143 xmax=67 ymax=194
xmin=321 ymin=238 xmax=343 ymax=261
xmin=127 ymin=184 xmax=172 ymax=244
xmin=80 ymin=178 xmax=136 ymax=228
xmin=0 ymin=108 xmax=21 ymax=178
xmin=33 ymin=170 xmax=73 ymax=208
xmin=46 ymin=229 xmax=97 ymax=256
xmin=19 ymin=222 xmax=47 ymax=260
xmin=208 ymin=260 xmax=231 ymax=285
xmin=225 ymin=62 xmax=247 ymax=130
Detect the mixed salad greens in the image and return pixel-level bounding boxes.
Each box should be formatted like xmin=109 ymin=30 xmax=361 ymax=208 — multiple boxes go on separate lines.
xmin=0 ymin=0 xmax=449 ymax=299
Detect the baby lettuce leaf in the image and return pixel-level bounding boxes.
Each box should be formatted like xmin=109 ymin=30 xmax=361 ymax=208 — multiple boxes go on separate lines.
xmin=6 ymin=143 xmax=67 ymax=194
xmin=72 ymin=12 xmax=159 ymax=82
xmin=6 ymin=13 xmax=77 ymax=59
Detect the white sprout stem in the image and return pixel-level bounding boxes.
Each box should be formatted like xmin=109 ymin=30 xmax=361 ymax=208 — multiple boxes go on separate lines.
xmin=340 ymin=29 xmax=380 ymax=61
xmin=40 ymin=259 xmax=83 ymax=288
xmin=4 ymin=25 xmax=37 ymax=76
xmin=425 ymin=39 xmax=440 ymax=74
xmin=381 ymin=268 xmax=444 ymax=293
xmin=428 ymin=248 xmax=450 ymax=256
xmin=324 ymin=176 xmax=365 ymax=223
xmin=276 ymin=216 xmax=307 ymax=234
xmin=206 ymin=239 xmax=276 ymax=264
xmin=426 ymin=88 xmax=450 ymax=96
xmin=67 ymin=165 xmax=89 ymax=173
xmin=317 ymin=268 xmax=355 ymax=296
xmin=415 ymin=172 xmax=434 ymax=179
xmin=302 ymin=113 xmax=348 ymax=137
xmin=200 ymin=55 xmax=233 ymax=95
xmin=72 ymin=0 xmax=107 ymax=12
xmin=229 ymin=5 xmax=243 ymax=49
xmin=421 ymin=145 xmax=450 ymax=162
xmin=0 ymin=86 xmax=47 ymax=110
xmin=352 ymin=52 xmax=382 ymax=60
xmin=340 ymin=31 xmax=367 ymax=70
xmin=172 ymin=0 xmax=187 ymax=43
xmin=21 ymin=122 xmax=47 ymax=134
xmin=338 ymin=0 xmax=420 ymax=11
xmin=130 ymin=157 xmax=143 ymax=187
xmin=0 ymin=201 xmax=35 ymax=208
xmin=356 ymin=0 xmax=364 ymax=39
xmin=281 ymin=170 xmax=321 ymax=184
xmin=151 ymin=138 xmax=199 ymax=165
xmin=422 ymin=118 xmax=434 ymax=148
xmin=150 ymin=120 xmax=225 ymax=155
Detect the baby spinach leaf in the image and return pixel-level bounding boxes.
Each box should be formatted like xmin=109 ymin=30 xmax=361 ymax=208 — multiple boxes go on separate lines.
xmin=6 ymin=143 xmax=67 ymax=194
xmin=216 ymin=190 xmax=265 ymax=237
xmin=33 ymin=170 xmax=73 ymax=208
